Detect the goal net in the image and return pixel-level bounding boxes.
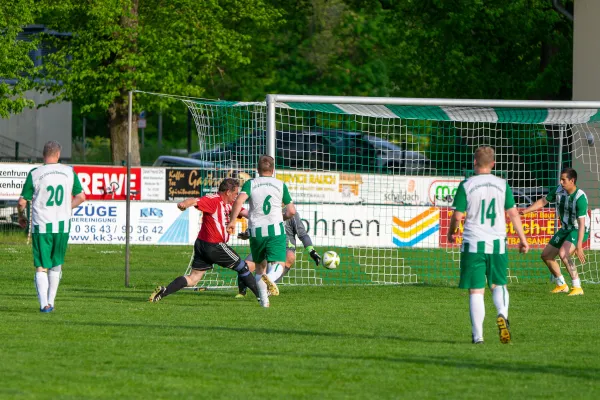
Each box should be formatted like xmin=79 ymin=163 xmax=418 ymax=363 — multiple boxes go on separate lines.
xmin=183 ymin=96 xmax=600 ymax=287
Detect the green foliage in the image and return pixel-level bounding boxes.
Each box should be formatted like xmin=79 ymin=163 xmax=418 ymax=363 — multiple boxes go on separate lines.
xmin=204 ymin=0 xmax=395 ymax=100
xmin=387 ymin=0 xmax=573 ymax=99
xmin=34 ymin=0 xmax=283 ymax=113
xmin=0 ymin=0 xmax=37 ymax=118
xmin=71 ymin=136 xmax=113 ymax=164
xmin=70 ymin=135 xmax=199 ymax=166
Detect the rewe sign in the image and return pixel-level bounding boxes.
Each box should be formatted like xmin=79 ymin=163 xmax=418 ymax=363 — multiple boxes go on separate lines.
xmin=73 ymin=165 xmax=141 ymax=200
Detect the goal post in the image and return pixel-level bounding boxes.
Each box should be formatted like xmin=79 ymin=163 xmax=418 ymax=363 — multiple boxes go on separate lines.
xmin=183 ymin=95 xmax=600 ymax=286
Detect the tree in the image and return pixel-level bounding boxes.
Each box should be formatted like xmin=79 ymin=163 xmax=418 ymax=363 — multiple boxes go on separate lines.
xmin=35 ymin=0 xmax=282 ymax=165
xmin=0 ymin=0 xmax=37 ymax=118
xmin=204 ymin=0 xmax=395 ymax=99
xmin=385 ymin=0 xmax=573 ymax=100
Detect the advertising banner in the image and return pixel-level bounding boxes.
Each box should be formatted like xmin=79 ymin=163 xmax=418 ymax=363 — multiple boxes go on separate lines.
xmin=358 ymin=175 xmax=463 ymax=206
xmin=166 ymin=168 xmax=253 ymax=200
xmin=0 ymin=163 xmax=39 ymax=200
xmin=70 ymin=201 xmax=199 ymax=245
xmin=73 ymin=165 xmax=142 ymax=200
xmin=141 ymin=168 xmax=166 ymax=201
xmin=294 ymin=204 xmax=439 ymax=248
xmin=275 ymin=170 xmax=362 ymax=204
xmin=70 ymin=201 xmax=250 ymax=246
xmin=590 ymin=209 xmax=600 ymax=250
xmin=438 ymin=207 xmax=590 ymax=249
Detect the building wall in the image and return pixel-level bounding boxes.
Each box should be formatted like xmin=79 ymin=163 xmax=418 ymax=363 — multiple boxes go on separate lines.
xmin=0 ymin=90 xmax=72 ymax=159
xmin=572 ymin=0 xmax=600 ymax=208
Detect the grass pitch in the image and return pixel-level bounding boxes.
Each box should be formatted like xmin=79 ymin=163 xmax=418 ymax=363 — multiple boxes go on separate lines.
xmin=1 ymin=243 xmax=599 ymax=399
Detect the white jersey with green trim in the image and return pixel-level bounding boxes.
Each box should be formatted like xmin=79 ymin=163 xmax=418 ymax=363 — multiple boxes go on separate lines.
xmin=241 ymin=176 xmax=292 ymax=237
xmin=21 ymin=164 xmax=82 ymax=234
xmin=545 ymin=185 xmax=590 ymax=231
xmin=452 ymin=174 xmax=515 ymax=254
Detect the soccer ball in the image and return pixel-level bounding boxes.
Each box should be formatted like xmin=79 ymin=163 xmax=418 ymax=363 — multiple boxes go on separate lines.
xmin=323 ymin=251 xmax=340 ymax=270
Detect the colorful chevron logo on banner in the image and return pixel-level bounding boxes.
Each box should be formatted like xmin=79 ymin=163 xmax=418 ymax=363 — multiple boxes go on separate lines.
xmin=392 ymin=208 xmax=440 ymax=247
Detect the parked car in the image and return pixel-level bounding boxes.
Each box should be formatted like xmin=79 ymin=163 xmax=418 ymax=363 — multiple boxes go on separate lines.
xmin=192 ymin=129 xmax=421 ymax=175
xmin=301 ymin=129 xmax=379 ymax=173
xmin=363 ymin=135 xmax=435 ymax=175
xmin=0 ymin=200 xmax=18 ymax=226
xmin=190 ymin=131 xmax=331 ymax=171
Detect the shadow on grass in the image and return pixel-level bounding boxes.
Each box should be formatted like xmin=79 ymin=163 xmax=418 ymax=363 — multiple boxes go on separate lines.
xmin=45 ymin=319 xmax=462 ymax=346
xmin=61 ymin=287 xmax=236 ymax=303
xmin=249 ymin=350 xmax=600 ymax=381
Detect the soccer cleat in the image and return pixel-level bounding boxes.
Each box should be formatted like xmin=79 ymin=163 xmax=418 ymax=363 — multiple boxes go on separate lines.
xmin=258 ymin=296 xmax=270 ymax=308
xmin=496 ymin=314 xmax=511 ymax=344
xmin=471 ymin=334 xmax=484 ymax=345
xmin=40 ymin=305 xmax=54 ymax=313
xmin=261 ymin=275 xmax=279 ymax=296
xmin=568 ymin=287 xmax=584 ymax=296
xmin=551 ymin=283 xmax=569 ymax=294
xmin=234 ymin=292 xmax=246 ymax=299
xmin=148 ymin=286 xmax=167 ymax=303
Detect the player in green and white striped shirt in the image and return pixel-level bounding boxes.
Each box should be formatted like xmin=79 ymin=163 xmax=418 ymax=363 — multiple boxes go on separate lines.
xmin=227 ymin=155 xmax=296 ymax=307
xmin=17 ymin=141 xmax=86 ymax=312
xmin=448 ymin=146 xmax=529 ymax=344
xmin=520 ymin=167 xmax=589 ymax=296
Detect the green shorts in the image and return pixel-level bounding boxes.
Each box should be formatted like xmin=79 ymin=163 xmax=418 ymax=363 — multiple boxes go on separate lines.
xmin=249 ymin=234 xmax=287 ymax=264
xmin=459 ymin=251 xmax=508 ymax=289
xmin=548 ymin=229 xmax=589 ymax=249
xmin=32 ymin=233 xmax=70 ymax=268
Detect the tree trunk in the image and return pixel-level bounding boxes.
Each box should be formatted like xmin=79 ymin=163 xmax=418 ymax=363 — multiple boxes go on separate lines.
xmin=108 ymin=0 xmax=140 ymax=166
xmin=109 ymin=94 xmax=141 ymax=166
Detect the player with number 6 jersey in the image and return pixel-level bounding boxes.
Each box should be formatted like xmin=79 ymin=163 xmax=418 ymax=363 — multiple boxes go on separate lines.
xmin=227 ymin=155 xmax=296 ymax=307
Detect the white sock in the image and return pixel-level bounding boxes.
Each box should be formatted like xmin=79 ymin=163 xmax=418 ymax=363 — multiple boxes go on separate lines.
xmin=35 ymin=271 xmax=49 ymax=309
xmin=255 ymin=273 xmax=269 ymax=300
xmin=572 ymin=278 xmax=581 ymax=288
xmin=266 ymin=263 xmax=284 ymax=283
xmin=492 ymin=285 xmax=509 ymax=319
xmin=48 ymin=265 xmax=62 ymax=307
xmin=469 ymin=293 xmax=485 ymax=342
xmin=555 ymin=275 xmax=566 ymax=286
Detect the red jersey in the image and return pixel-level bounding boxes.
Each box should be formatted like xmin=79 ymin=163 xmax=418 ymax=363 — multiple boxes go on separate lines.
xmin=195 ymin=193 xmax=233 ymax=243
xmin=195 ymin=193 xmax=245 ymax=243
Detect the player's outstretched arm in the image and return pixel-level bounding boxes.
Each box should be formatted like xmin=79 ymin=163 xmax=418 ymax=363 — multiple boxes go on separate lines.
xmin=520 ymin=198 xmax=548 ymax=216
xmin=177 ymin=197 xmax=198 ymax=211
xmin=507 ymin=207 xmax=529 ymax=254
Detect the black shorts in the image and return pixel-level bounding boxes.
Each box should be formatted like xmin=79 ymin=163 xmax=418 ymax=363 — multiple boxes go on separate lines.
xmin=191 ymin=239 xmax=241 ymax=271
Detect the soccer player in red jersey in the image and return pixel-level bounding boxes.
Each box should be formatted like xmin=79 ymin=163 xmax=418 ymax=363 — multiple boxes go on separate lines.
xmin=148 ymin=178 xmax=261 ymax=304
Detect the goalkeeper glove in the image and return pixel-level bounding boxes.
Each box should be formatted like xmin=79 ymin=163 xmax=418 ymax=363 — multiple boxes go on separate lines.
xmin=309 ymin=249 xmax=321 ymax=266
xmin=237 ymin=229 xmax=250 ymax=240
